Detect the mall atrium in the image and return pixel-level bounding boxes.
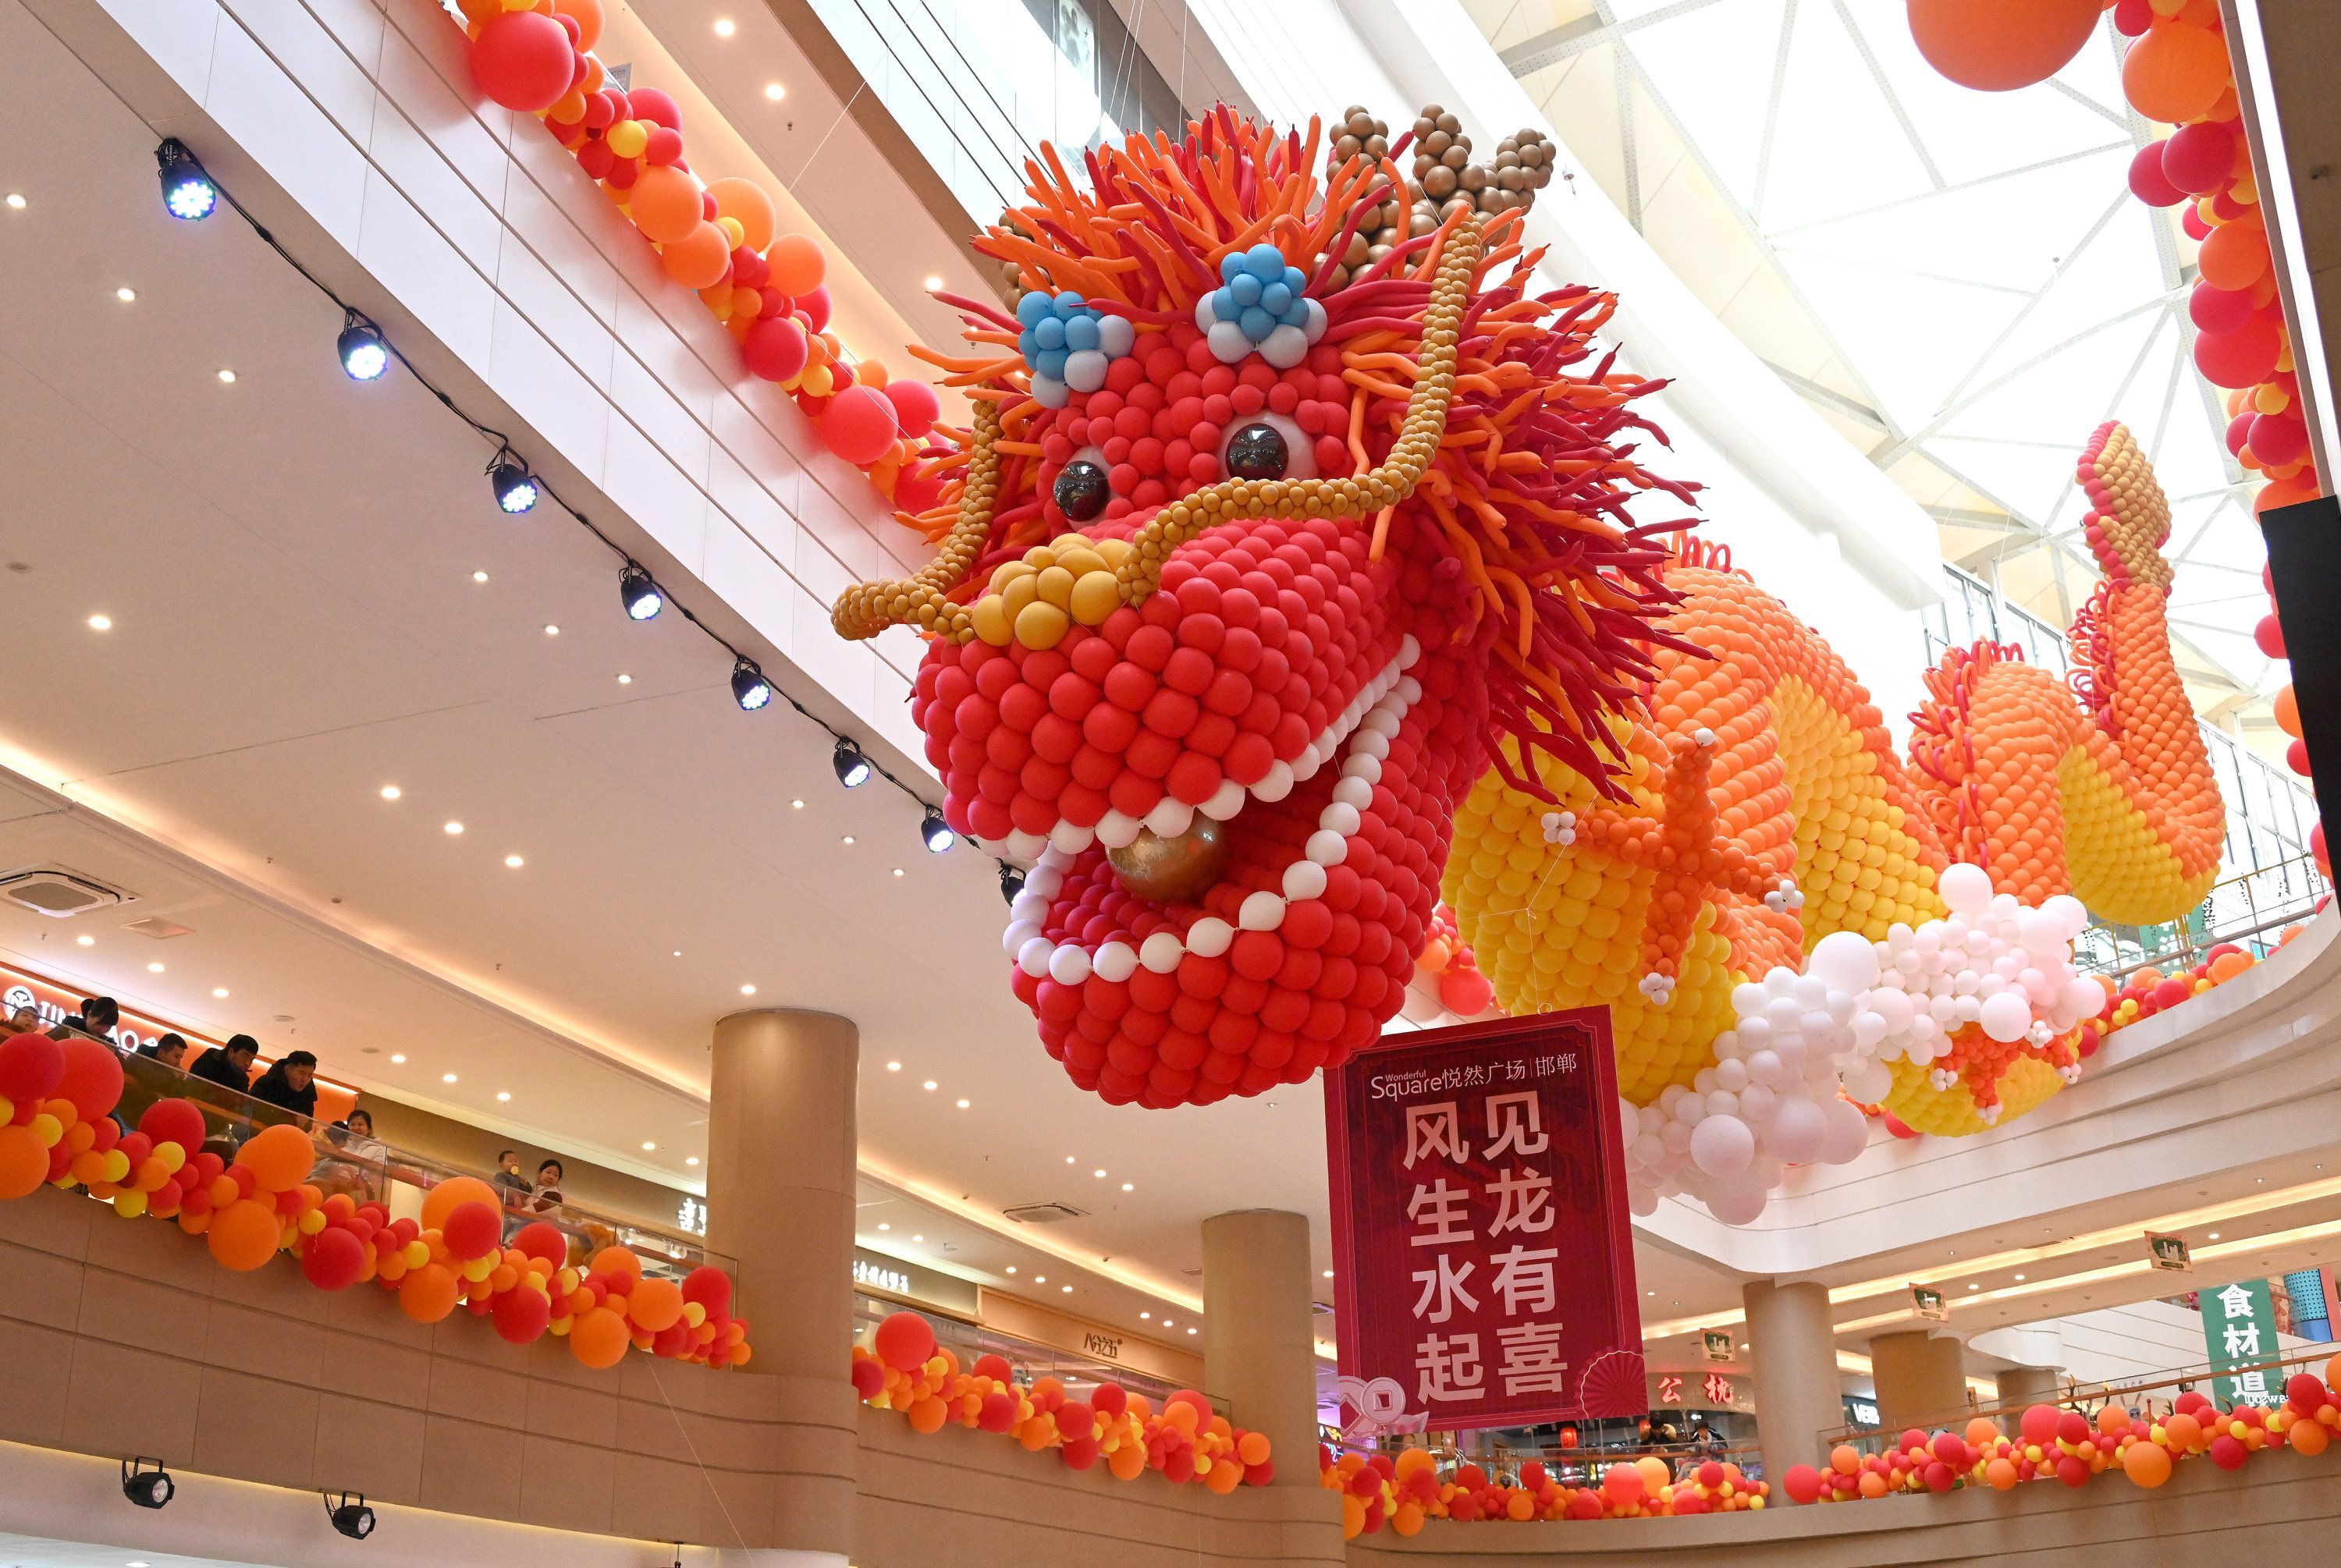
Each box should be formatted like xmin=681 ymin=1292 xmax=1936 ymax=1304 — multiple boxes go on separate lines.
xmin=0 ymin=0 xmax=2337 ymax=1562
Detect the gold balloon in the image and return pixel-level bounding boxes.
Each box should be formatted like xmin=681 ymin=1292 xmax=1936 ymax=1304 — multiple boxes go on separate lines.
xmin=1106 ymin=819 xmax=1227 ymax=903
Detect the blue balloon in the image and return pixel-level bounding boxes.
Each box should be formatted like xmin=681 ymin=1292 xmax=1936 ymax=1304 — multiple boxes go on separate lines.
xmin=1064 ymin=314 xmax=1100 ymax=351
xmin=1212 ymin=286 xmax=1242 ymax=321
xmin=1220 ymin=252 xmax=1247 ymax=283
xmin=1282 ymin=265 xmax=1309 ymax=295
xmin=1238 ymin=305 xmax=1275 ymax=340
xmin=1278 ymin=301 xmax=1311 ymax=328
xmin=1016 ymin=292 xmax=1052 ymax=327
xmin=1244 ymin=243 xmax=1285 ymax=280
xmin=1034 ymin=315 xmax=1066 ymax=351
xmin=1227 ymin=273 xmax=1261 ymax=308
xmin=1259 ymin=281 xmax=1292 ymax=315
xmin=1053 ymin=292 xmax=1086 ymax=318
xmin=1035 ymin=347 xmax=1070 ymax=381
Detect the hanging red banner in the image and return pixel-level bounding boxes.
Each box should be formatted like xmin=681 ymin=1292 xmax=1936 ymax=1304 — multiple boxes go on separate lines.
xmin=1323 ymin=1008 xmax=1644 ymax=1435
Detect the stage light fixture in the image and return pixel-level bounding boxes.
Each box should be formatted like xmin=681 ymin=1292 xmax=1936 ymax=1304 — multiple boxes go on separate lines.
xmin=121 ymin=1457 xmax=174 ymax=1509
xmin=325 ymin=1490 xmax=376 ymax=1540
xmin=920 ymin=807 xmax=954 ymax=853
xmin=155 ymin=139 xmax=215 ymax=220
xmin=832 ymin=736 xmax=872 ymax=787
xmin=487 ymin=449 xmax=538 ymax=514
xmin=619 ymin=563 xmax=663 ymax=621
xmin=1000 ymin=865 xmax=1025 ymax=905
xmin=730 ymin=658 xmax=773 ymax=711
xmin=337 ymin=312 xmax=389 ymax=381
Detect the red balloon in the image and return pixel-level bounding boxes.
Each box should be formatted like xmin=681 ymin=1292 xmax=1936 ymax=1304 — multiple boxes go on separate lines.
xmin=796 ymin=284 xmax=833 ymax=333
xmin=512 ymin=1220 xmax=568 ymax=1267
xmin=872 ymin=1309 xmax=936 ymax=1373
xmin=2182 ymin=204 xmax=2213 ymax=241
xmin=2194 ymin=317 xmax=2282 ymax=389
xmin=2226 ymin=410 xmax=2258 ymax=456
xmin=301 ymin=1226 xmax=366 ymax=1290
xmin=2162 ymin=122 xmax=2236 ymax=196
xmin=1782 ymin=1463 xmax=1822 ymax=1504
xmin=742 ymin=316 xmax=809 ymax=383
xmin=2210 ymin=1434 xmax=2249 ymax=1470
xmin=821 ymin=384 xmax=901 ymax=465
xmin=629 ymin=87 xmax=681 ymax=130
xmin=55 ymin=1038 xmax=124 ymax=1123
xmin=851 ymin=1356 xmax=884 ymax=1399
xmin=644 ymin=126 xmax=684 ymax=166
xmin=468 ymin=12 xmax=576 ymax=114
xmin=492 ymin=1286 xmax=553 ymax=1344
xmin=2251 ymin=413 xmax=2308 ymax=468
xmin=882 ymin=378 xmax=941 ymax=439
xmin=2191 ymin=282 xmax=2255 ymax=336
xmin=0 ymin=1032 xmax=64 ymax=1103
xmin=2287 ymin=738 xmax=2311 ymax=775
xmin=2126 ymin=143 xmax=2186 ymax=208
xmin=2254 ymin=612 xmax=2286 ymax=660
xmin=972 ymin=1353 xmax=1013 ymax=1383
xmin=442 ymin=1200 xmax=501 ymax=1261
xmin=680 ymin=1264 xmax=733 ymax=1314
xmin=137 ymin=1097 xmax=208 ymax=1153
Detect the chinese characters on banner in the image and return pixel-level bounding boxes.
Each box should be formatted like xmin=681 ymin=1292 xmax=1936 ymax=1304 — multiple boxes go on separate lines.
xmin=2199 ymin=1277 xmax=2278 ymax=1407
xmin=1323 ymin=1009 xmax=1643 ymax=1434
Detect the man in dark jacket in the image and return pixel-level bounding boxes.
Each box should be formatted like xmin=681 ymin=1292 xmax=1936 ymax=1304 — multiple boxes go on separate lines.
xmin=189 ymin=1034 xmax=260 ymax=1093
xmin=247 ymin=1050 xmax=320 ymax=1120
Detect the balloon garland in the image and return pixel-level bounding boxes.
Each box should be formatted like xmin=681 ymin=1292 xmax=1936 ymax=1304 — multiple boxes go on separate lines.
xmin=1322 ymin=1447 xmax=1768 ymax=1538
xmin=446 ymin=0 xmax=949 ymax=509
xmin=851 ymin=1310 xmax=1274 ymax=1491
xmin=0 ymin=1031 xmax=751 ymax=1371
xmin=1785 ymin=1371 xmax=2341 ymax=1504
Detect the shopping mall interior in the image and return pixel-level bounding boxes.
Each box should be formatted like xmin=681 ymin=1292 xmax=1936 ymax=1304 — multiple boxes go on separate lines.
xmin=0 ymin=0 xmax=2336 ymax=1562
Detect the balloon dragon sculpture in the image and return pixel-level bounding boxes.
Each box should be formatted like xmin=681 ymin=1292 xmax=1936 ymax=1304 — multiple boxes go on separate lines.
xmin=833 ymin=105 xmax=2225 ymax=1222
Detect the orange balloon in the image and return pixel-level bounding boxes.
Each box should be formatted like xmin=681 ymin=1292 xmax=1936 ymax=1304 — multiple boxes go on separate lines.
xmin=2097 ymin=1403 xmax=2131 ymax=1437
xmin=630 ymin=165 xmax=704 ymax=245
xmin=2122 ymin=1441 xmax=2172 ymax=1488
xmin=2273 ymin=684 xmax=2302 ymax=739
xmin=400 ymin=1262 xmax=460 ymax=1323
xmin=2165 ymin=1411 xmax=2204 ymax=1450
xmin=207 ymin=1197 xmax=283 ymax=1272
xmin=908 ymin=1395 xmax=948 ymax=1433
xmin=0 ymin=1125 xmax=48 ymax=1200
xmin=240 ymin=1123 xmax=314 ymax=1191
xmin=590 ymin=1244 xmax=643 ymax=1280
xmin=705 ymin=176 xmax=776 ymax=254
xmin=2123 ymin=22 xmax=2231 ymax=126
xmin=662 ymin=222 xmax=733 ymax=289
xmin=766 ymin=232 xmax=826 ymax=296
xmin=1906 ymin=0 xmax=2100 ymax=92
xmin=2292 ymin=1417 xmax=2332 ymax=1456
xmin=571 ymin=1305 xmax=632 ymax=1368
xmin=2208 ymin=952 xmax=2253 ymax=982
xmin=1984 ymin=1456 xmax=2019 ymax=1490
xmin=628 ymin=1275 xmax=685 ymax=1332
xmin=2199 ymin=221 xmax=2271 ymax=293
xmin=421 ymin=1175 xmax=501 ymax=1233
xmin=551 ymin=0 xmax=602 ymax=51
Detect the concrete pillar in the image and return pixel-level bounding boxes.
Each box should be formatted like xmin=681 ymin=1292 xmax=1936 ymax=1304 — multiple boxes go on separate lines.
xmin=1742 ymin=1279 xmax=1842 ymax=1492
xmin=1202 ymin=1210 xmax=1320 ymax=1485
xmin=707 ymin=1008 xmax=859 ymax=1562
xmin=1870 ymin=1329 xmax=1970 ymax=1432
xmin=1996 ymin=1364 xmax=2065 ymax=1408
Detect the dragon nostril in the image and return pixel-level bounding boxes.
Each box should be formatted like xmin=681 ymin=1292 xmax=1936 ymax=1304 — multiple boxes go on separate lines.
xmin=1106 ymin=819 xmax=1229 ymax=903
xmin=1054 ymin=459 xmax=1110 ymax=521
xmin=1225 ymin=422 xmax=1289 ymax=481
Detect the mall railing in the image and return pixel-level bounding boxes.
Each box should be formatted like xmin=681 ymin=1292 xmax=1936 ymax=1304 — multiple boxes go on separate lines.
xmin=1322 ymin=1423 xmax=1771 ymax=1486
xmin=2070 ymin=851 xmax=2330 ymax=984
xmin=853 ymin=1294 xmax=1189 ymax=1407
xmin=1817 ymin=1343 xmax=2341 ymax=1457
xmin=76 ymin=1025 xmax=735 ymax=1290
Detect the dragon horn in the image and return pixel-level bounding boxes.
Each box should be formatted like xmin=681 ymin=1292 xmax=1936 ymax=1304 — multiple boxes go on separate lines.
xmin=831 ymin=399 xmax=1003 ymax=642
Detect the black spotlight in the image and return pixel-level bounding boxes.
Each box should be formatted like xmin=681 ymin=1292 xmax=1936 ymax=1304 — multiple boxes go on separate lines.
xmin=1000 ymin=864 xmax=1025 ymax=905
xmin=730 ymin=657 xmax=773 ymax=711
xmin=325 ymin=1490 xmax=376 ymax=1540
xmin=619 ymin=562 xmax=663 ymax=621
xmin=121 ymin=1456 xmax=174 ymax=1509
xmin=337 ymin=311 xmax=389 ymax=381
xmin=487 ymin=449 xmax=538 ymax=514
xmin=832 ymin=736 xmax=872 ymax=788
xmin=921 ymin=807 xmax=955 ymax=853
xmin=155 ymin=138 xmax=216 ymax=221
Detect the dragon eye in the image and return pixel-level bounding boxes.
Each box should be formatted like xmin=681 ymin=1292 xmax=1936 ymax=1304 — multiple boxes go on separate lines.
xmin=1224 ymin=422 xmax=1289 ymax=481
xmin=1053 ymin=459 xmax=1110 ymax=522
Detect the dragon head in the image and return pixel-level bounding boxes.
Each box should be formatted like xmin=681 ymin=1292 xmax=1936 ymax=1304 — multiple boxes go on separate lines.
xmin=835 ymin=108 xmax=1695 ymax=1108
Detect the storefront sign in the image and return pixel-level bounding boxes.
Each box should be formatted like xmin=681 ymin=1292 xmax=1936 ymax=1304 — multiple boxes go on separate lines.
xmin=2200 ymin=1277 xmax=2279 ymax=1407
xmin=1 ymin=960 xmax=214 ymax=1059
xmin=1323 ymin=1009 xmax=1643 ymax=1434
xmin=1843 ymin=1395 xmax=1881 ymax=1428
xmin=2147 ymin=1231 xmax=2193 ymax=1272
xmin=1701 ymin=1329 xmax=1735 ymax=1364
xmin=1911 ymin=1285 xmax=1949 ymax=1322
xmin=853 ymin=1250 xmax=979 ymax=1318
xmin=976 ymin=1289 xmax=1205 ymax=1387
xmin=1650 ymin=1370 xmax=1757 ymax=1414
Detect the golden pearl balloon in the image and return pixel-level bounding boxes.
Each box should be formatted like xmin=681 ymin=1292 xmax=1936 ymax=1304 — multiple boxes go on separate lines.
xmin=1106 ymin=819 xmax=1228 ymax=903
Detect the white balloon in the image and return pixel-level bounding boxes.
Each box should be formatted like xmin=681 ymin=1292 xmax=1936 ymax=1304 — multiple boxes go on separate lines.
xmin=1714 ymin=1058 xmax=1750 ymax=1092
xmin=1705 ymin=1174 xmax=1769 ymax=1226
xmin=1689 ymin=1112 xmax=1756 ymax=1178
xmin=1739 ymin=1083 xmax=1778 ymax=1123
xmin=1746 ymin=1049 xmax=1786 ymax=1089
xmin=1816 ymin=1095 xmax=1870 ymax=1165
xmin=2060 ymin=977 xmax=2106 ymax=1020
xmin=1629 ymin=1184 xmax=1660 ymax=1217
xmin=1874 ymin=989 xmax=1916 ymax=1034
xmin=1978 ymin=991 xmax=2032 ymax=1043
xmin=1630 ymin=1133 xmax=1664 ymax=1169
xmin=1842 ymin=1058 xmax=1893 ymax=1104
xmin=1790 ymin=975 xmax=1829 ymax=1011
xmin=1618 ymin=1098 xmax=1642 ymax=1148
xmin=1940 ymin=861 xmax=1994 ymax=915
xmin=1732 ymin=982 xmax=1768 ymax=1017
xmin=1809 ymin=929 xmax=1881 ymax=991
xmin=1850 ymin=1010 xmax=1890 ymax=1048
xmin=1768 ymin=1094 xmax=1828 ymax=1164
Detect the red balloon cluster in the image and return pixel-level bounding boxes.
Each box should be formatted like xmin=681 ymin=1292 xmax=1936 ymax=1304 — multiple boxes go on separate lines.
xmin=2111 ymin=3 xmax=2319 ymax=518
xmin=1412 ymin=903 xmax=1496 ymax=1016
xmin=852 ymin=1311 xmax=1272 ymax=1491
xmin=1324 ymin=1447 xmax=1767 ymax=1538
xmin=0 ymin=1032 xmax=751 ymax=1371
xmin=446 ymin=0 xmax=948 ymax=510
xmin=1786 ymin=1376 xmax=2341 ymax=1506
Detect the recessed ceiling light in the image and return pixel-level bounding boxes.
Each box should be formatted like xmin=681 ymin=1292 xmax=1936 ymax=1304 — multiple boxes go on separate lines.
xmin=1033 ymin=1275 xmax=1045 ymax=1283
xmin=764 ymin=82 xmax=786 ymax=101
xmin=956 ymin=1098 xmax=970 ymax=1109
xmin=147 ymin=962 xmax=164 ymax=973
xmin=641 ymin=1141 xmax=657 ymax=1151
xmin=911 ymin=1234 xmax=923 ymax=1243
xmin=2012 ymin=1272 xmax=2026 ymax=1281
xmin=841 ymin=835 xmax=855 ymax=845
xmin=444 ymin=821 xmax=464 ymax=835
xmin=87 ymin=614 xmax=112 ymax=630
xmin=1065 ymin=1155 xmax=1075 ymax=1163
xmin=886 ymin=1061 xmax=901 ymax=1072
xmin=740 ymin=984 xmax=757 ymax=995
xmin=673 ymin=950 xmax=682 ymax=957
xmin=922 ymin=1080 xmax=937 ymax=1091
xmin=441 ymin=1072 xmax=457 ymax=1083
xmin=1139 ymin=1311 xmax=1148 ymax=1319
xmin=713 ymin=16 xmax=734 ymax=34
xmin=685 ymin=1155 xmax=699 ymax=1165
xmin=504 ymin=853 xmax=524 ymax=867
xmin=496 ymin=1091 xmax=511 ymax=1102
xmin=1186 ymin=1326 xmax=1196 ymax=1335
xmin=893 ymin=867 xmax=904 ymax=878
xmin=790 ymin=799 xmax=805 ymax=809
xmin=616 ymin=673 xmax=632 ymax=684
xmin=1121 ymin=1182 xmax=1133 ymax=1192
xmin=4 ymin=193 xmax=23 ymax=209
xmin=1092 ymin=1169 xmax=1107 ymax=1178
xmin=1966 ymin=1282 xmax=1980 ymax=1291
xmin=211 ymin=987 xmax=229 ymax=999
xmin=1061 ymin=1284 xmax=1073 ymax=1293
xmin=1005 ymin=1265 xmax=1016 ymax=1274
xmin=878 ymin=1222 xmax=890 ymax=1231
xmin=472 ymin=570 xmax=488 ymax=583
xmin=543 ymin=624 xmax=559 ymax=636
xmin=216 ymin=368 xmax=236 ymax=383
xmin=923 ymin=275 xmax=943 ymax=290
xmin=2208 ymin=1231 xmax=2220 ymax=1240
xmin=389 ymin=1053 xmax=406 ymax=1064
xmin=380 ymin=785 xmax=401 ymax=800
xmin=75 ymin=934 xmax=94 ymax=946
xmin=1160 ymin=1318 xmax=1171 ymax=1328
xmin=1324 ymin=1270 xmax=1334 ymax=1279
xmin=115 ymin=286 xmax=136 ymax=302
